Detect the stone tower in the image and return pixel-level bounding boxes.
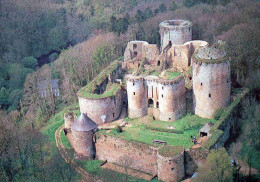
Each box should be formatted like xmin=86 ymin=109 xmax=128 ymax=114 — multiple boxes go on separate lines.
xmin=71 ymin=113 xmax=97 ymax=160
xmin=159 ymin=20 xmax=192 ymax=51
xmin=192 ymin=46 xmax=231 ymax=119
xmin=157 ymin=146 xmax=185 ymax=182
xmin=158 ymin=76 xmax=186 ymax=122
xmin=126 ymin=75 xmax=148 ymax=118
xmin=64 ymin=112 xmax=75 ymax=130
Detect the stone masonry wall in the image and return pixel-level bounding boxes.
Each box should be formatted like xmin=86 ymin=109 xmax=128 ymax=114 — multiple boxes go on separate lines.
xmin=193 ymin=61 xmax=231 ymax=118
xmin=78 ymin=88 xmax=123 ymax=124
xmin=64 ymin=112 xmax=74 ymax=130
xmin=157 ymin=151 xmax=185 ymax=182
xmin=160 ymin=20 xmax=192 ymax=50
xmin=95 ymin=133 xmax=159 ymax=175
xmin=71 ymin=130 xmax=94 ymax=160
xmin=158 ymin=77 xmax=186 ymax=122
xmin=126 ymin=76 xmax=148 ymax=118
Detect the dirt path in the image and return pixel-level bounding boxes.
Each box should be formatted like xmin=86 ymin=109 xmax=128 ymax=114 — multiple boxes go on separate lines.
xmin=55 ymin=125 xmax=101 ymax=182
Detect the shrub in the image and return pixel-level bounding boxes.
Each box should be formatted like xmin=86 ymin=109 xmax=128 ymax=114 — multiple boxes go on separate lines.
xmin=213 ymin=107 xmax=224 ymax=120
xmin=115 ymin=124 xmax=122 ymax=133
xmin=21 ymin=56 xmax=38 ymax=69
xmin=49 ymin=52 xmax=59 ymax=62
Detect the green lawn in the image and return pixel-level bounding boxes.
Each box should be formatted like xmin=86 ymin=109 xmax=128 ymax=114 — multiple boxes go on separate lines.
xmin=61 ymin=130 xmax=71 ymax=149
xmin=100 ymin=114 xmax=216 ymax=149
xmin=41 ymin=103 xmax=80 ymax=155
xmin=164 ymin=71 xmax=180 ymax=80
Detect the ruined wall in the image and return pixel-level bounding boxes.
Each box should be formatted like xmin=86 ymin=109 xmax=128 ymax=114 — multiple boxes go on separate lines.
xmin=95 ymin=133 xmax=159 ymax=175
xmin=126 ymin=75 xmax=148 ymax=118
xmin=123 ymin=41 xmax=160 ymax=69
xmin=158 ymin=77 xmax=186 ymax=122
xmin=124 ymin=41 xmax=148 ymax=62
xmin=166 ymin=40 xmax=208 ymax=70
xmin=71 ymin=130 xmax=94 ymax=160
xmin=64 ymin=112 xmax=74 ymax=130
xmin=157 ymin=147 xmax=185 ymax=182
xmin=184 ymin=40 xmax=209 ymax=58
xmin=167 ymin=44 xmax=190 ymax=69
xmin=78 ymin=88 xmax=123 ymax=124
xmin=193 ymin=47 xmax=231 ymax=119
xmin=144 ymin=44 xmax=160 ymax=65
xmin=160 ymin=20 xmax=192 ymax=50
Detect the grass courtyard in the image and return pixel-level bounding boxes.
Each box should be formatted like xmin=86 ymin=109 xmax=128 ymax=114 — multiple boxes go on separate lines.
xmin=100 ymin=114 xmax=216 ymax=149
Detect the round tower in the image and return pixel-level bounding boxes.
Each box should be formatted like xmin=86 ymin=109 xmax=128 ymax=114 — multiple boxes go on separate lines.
xmin=158 ymin=76 xmax=186 ymax=122
xmin=64 ymin=112 xmax=75 ymax=130
xmin=126 ymin=75 xmax=148 ymax=118
xmin=159 ymin=20 xmax=192 ymax=50
xmin=157 ymin=146 xmax=185 ymax=182
xmin=71 ymin=113 xmax=97 ymax=160
xmin=192 ymin=46 xmax=231 ymax=119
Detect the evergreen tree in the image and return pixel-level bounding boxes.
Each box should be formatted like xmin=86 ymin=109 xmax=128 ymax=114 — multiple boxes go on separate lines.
xmin=159 ymin=3 xmax=167 ymax=13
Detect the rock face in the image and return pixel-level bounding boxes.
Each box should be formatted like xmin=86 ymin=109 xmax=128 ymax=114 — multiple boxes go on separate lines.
xmin=192 ymin=47 xmax=231 ymax=118
xmin=160 ymin=20 xmax=192 ymax=50
xmin=71 ymin=113 xmax=97 ymax=160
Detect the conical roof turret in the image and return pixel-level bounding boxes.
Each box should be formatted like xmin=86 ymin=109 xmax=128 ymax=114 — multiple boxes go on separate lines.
xmin=71 ymin=113 xmax=97 ymax=132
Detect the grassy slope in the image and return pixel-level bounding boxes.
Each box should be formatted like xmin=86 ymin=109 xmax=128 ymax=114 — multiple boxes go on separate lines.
xmin=41 ymin=103 xmax=158 ymax=181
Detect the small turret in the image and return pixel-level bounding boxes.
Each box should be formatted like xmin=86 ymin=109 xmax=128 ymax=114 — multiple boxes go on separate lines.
xmin=71 ymin=113 xmax=97 ymax=160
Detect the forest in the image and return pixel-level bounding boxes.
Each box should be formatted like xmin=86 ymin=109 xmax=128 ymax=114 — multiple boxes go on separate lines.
xmin=0 ymin=0 xmax=259 ymax=181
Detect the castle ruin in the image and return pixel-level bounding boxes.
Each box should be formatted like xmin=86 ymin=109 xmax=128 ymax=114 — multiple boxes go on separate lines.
xmin=63 ymin=19 xmax=232 ymax=182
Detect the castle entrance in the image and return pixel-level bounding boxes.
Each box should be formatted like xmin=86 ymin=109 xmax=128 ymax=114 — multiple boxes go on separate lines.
xmin=148 ymin=99 xmax=154 ymax=108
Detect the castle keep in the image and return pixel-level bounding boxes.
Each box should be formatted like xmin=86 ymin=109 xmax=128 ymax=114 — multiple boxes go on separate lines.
xmin=63 ymin=19 xmax=232 ymax=182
